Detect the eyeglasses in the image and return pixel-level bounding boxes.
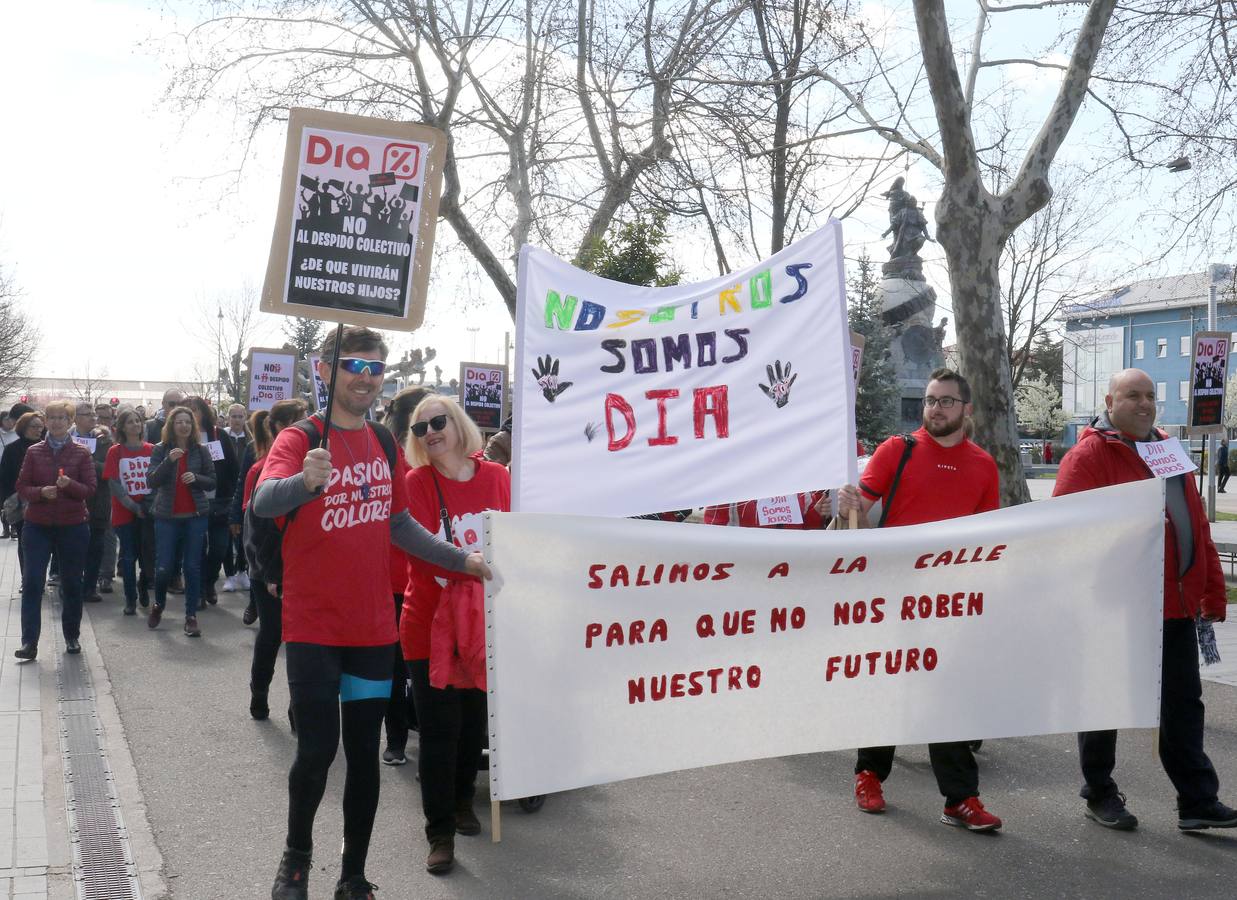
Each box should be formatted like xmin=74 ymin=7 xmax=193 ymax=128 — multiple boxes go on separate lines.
xmin=411 ymin=415 xmax=449 ymax=438
xmin=923 ymin=396 xmax=963 ymax=409
xmin=338 ymin=357 xmax=387 ymax=376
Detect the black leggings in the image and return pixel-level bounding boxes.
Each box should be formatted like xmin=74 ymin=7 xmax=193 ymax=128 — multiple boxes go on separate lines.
xmin=407 ymin=658 xmax=487 ymax=841
xmin=250 ymin=580 xmax=282 ymax=695
xmin=285 ymin=641 xmax=395 ymax=880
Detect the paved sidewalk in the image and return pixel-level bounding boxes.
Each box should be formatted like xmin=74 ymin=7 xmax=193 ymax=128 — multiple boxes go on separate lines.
xmin=0 ymin=537 xmax=67 ymax=900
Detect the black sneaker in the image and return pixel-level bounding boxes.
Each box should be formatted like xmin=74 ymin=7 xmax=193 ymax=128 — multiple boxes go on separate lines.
xmin=381 ymin=748 xmax=407 ymax=766
xmin=123 ymin=603 xmax=136 ymax=616
xmin=1179 ymin=800 xmax=1237 ymax=831
xmin=271 ymin=848 xmax=311 ymax=899
xmin=1085 ymin=793 xmax=1138 ymax=830
xmin=65 ymin=639 xmax=81 ymax=655
xmin=333 ymin=876 xmax=377 ymax=899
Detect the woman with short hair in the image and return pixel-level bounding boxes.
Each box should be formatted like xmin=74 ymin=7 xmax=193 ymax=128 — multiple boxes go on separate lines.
xmin=13 ymin=401 xmax=95 ymax=660
xmin=146 ymin=406 xmax=215 ymax=637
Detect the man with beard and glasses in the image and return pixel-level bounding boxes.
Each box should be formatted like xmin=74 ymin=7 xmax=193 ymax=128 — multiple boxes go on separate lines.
xmin=835 ymin=367 xmax=1003 ymax=832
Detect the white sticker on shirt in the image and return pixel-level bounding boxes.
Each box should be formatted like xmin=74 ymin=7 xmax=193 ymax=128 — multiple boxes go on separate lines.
xmin=73 ymin=435 xmax=97 ymax=454
xmin=1136 ymin=437 xmax=1198 ymax=479
xmin=756 ymin=496 xmax=803 ymax=526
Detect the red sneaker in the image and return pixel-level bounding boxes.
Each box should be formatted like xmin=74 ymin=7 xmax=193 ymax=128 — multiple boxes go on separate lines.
xmin=941 ymin=796 xmax=1002 ymax=831
xmin=855 ymin=770 xmax=886 ymax=813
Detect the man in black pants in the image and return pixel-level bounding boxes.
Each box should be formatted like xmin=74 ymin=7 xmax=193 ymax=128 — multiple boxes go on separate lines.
xmin=253 ymin=326 xmax=490 ymax=900
xmin=837 ymin=369 xmax=1004 ymax=831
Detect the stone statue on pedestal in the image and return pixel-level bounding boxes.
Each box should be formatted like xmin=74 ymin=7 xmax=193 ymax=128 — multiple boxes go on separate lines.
xmin=875 ymin=178 xmax=946 ymax=430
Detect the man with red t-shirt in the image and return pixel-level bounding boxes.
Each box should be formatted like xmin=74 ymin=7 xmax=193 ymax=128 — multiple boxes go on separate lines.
xmin=253 ymin=326 xmax=490 ymax=900
xmin=837 ymin=368 xmax=1002 ymax=832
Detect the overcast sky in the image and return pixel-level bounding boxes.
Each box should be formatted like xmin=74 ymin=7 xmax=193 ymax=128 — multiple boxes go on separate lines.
xmin=0 ymin=1 xmax=1223 ymax=389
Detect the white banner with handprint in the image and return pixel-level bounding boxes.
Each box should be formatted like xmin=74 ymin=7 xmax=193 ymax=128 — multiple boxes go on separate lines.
xmin=485 ymin=479 xmax=1165 ymax=800
xmin=514 ymin=220 xmax=857 ymax=517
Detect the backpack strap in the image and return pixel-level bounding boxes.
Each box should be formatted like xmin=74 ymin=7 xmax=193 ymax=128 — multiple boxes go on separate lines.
xmin=876 ymin=434 xmax=916 ymax=529
xmin=429 ymin=468 xmax=454 ymax=543
xmin=368 ymin=420 xmax=399 ymax=471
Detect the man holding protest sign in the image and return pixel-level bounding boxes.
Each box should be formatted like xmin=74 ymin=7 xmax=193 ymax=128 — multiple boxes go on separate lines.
xmin=837 ymin=368 xmax=1003 ymax=832
xmin=1054 ymin=368 xmax=1236 ymax=832
xmin=253 ymin=326 xmax=491 ymax=900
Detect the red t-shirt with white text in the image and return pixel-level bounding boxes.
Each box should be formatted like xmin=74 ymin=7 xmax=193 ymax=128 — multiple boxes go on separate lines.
xmin=400 ymin=460 xmax=510 ymax=660
xmin=103 ymin=442 xmax=153 ymax=526
xmin=859 ymin=427 xmax=999 ymax=526
xmin=259 ymin=421 xmax=409 ymax=646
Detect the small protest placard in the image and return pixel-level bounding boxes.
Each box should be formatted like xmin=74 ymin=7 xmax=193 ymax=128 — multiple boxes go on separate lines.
xmin=1186 ymin=331 xmax=1230 ymax=434
xmin=849 ymin=332 xmax=864 ymax=386
xmin=307 ymin=354 xmax=330 ymax=411
xmin=459 ymin=362 xmax=507 ymax=430
xmin=72 ymin=435 xmax=97 ymax=454
xmin=206 ymin=440 xmax=225 ymax=462
xmin=261 ymin=108 xmax=447 ymax=331
xmin=1136 ymin=437 xmax=1198 ymax=479
xmin=117 ymin=456 xmax=151 ymax=496
xmin=247 ymin=347 xmax=298 ymax=412
xmin=756 ymin=496 xmax=803 ymax=526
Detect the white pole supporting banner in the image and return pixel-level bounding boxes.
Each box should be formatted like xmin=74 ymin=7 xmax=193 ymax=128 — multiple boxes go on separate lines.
xmin=484 ymin=479 xmax=1165 ymax=801
xmin=513 ymin=220 xmax=856 ymax=518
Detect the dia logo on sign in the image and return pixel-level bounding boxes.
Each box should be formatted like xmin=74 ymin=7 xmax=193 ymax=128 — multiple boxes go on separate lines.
xmin=305 ymin=135 xmax=421 ymax=180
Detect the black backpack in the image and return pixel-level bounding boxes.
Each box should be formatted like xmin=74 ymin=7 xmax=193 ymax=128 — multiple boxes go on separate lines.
xmin=244 ymin=416 xmax=399 ymax=586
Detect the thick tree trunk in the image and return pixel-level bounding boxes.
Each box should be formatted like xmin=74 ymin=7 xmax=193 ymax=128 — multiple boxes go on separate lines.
xmin=936 ymin=189 xmax=1030 ymax=507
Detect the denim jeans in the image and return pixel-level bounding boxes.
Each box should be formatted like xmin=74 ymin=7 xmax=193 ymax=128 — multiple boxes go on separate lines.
xmin=115 ymin=518 xmax=155 ymax=605
xmin=20 ymin=521 xmax=88 ymax=648
xmin=154 ymin=516 xmax=207 ymax=617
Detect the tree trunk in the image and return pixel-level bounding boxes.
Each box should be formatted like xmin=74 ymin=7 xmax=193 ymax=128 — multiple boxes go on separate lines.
xmin=936 ymin=188 xmax=1030 ymax=507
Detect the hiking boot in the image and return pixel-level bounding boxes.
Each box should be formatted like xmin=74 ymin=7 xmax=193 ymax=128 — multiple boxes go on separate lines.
xmin=271 ymin=847 xmax=311 ymax=899
xmin=250 ymin=689 xmax=269 ymax=721
xmin=1179 ymin=800 xmax=1237 ymax=831
xmin=147 ymin=604 xmax=163 ymax=629
xmin=333 ymin=875 xmax=378 ymax=899
xmin=941 ymin=796 xmax=1002 ymax=831
xmin=184 ymin=616 xmax=201 ymax=637
xmin=425 ymin=837 xmax=454 ymax=875
xmin=1085 ymin=793 xmax=1138 ymax=830
xmin=242 ymin=599 xmax=258 ymax=625
xmin=381 ymin=747 xmax=407 ymax=766
xmin=855 ymin=770 xmax=886 ymax=813
xmin=455 ymin=799 xmax=481 ymax=836
xmin=14 ymin=644 xmax=36 ymax=661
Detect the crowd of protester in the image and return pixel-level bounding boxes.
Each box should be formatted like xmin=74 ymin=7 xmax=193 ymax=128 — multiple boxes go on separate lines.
xmin=1 ymin=330 xmax=1234 ymax=900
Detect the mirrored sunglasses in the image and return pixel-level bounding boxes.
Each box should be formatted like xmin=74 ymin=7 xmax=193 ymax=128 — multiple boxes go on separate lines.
xmin=339 ymin=357 xmax=386 ymax=376
xmin=411 ymin=414 xmax=449 ymax=438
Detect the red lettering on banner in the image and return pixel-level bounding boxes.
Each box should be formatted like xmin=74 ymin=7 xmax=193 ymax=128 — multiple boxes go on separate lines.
xmin=913 ymin=545 xmax=1007 ymax=569
xmin=587 ymin=564 xmax=605 ymax=589
xmin=605 ymin=393 xmax=637 ymax=451
xmin=833 ymin=598 xmax=886 ymax=626
xmin=770 ymin=606 xmax=807 ymax=631
xmin=587 ymin=561 xmax=735 ymax=589
xmin=646 ymin=389 xmax=680 ymax=446
xmin=628 ymin=664 xmax=760 ymax=703
xmin=586 ymin=618 xmax=669 ymax=649
xmin=900 ymin=592 xmax=985 ymax=620
xmin=830 ymin=556 xmax=867 ymax=574
xmin=825 ymin=647 xmax=939 ymax=682
xmin=767 ymin=562 xmax=790 ymax=578
xmin=693 ymin=385 xmax=729 ymax=438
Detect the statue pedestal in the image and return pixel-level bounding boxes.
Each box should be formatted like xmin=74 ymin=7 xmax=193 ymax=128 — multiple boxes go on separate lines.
xmin=879 ymin=274 xmax=945 ymax=432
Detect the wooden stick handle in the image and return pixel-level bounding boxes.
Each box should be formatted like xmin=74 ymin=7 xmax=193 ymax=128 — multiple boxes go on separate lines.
xmin=491 ymin=798 xmax=502 ymax=843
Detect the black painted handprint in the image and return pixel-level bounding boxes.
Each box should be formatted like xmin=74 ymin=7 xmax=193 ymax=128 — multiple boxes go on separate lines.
xmin=758 ymin=360 xmax=797 ymax=408
xmin=532 ymin=354 xmax=573 ymax=403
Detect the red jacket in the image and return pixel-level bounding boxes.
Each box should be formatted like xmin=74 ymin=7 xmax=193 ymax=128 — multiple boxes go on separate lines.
xmin=1054 ymin=423 xmax=1225 ymax=621
xmin=16 ymin=439 xmax=96 ymax=527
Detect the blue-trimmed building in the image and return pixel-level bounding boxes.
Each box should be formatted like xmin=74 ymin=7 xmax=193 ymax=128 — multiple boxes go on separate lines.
xmin=1061 ymin=264 xmax=1236 ymax=444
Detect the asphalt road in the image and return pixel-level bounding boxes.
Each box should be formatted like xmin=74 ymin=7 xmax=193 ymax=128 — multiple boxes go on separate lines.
xmin=81 ymin=585 xmax=1237 ymax=900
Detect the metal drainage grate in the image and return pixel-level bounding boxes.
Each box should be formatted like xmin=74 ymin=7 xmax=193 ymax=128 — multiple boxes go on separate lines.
xmin=56 ymin=615 xmax=143 ymax=900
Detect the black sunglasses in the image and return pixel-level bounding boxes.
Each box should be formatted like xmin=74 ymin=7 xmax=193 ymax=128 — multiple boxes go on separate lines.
xmin=411 ymin=414 xmax=449 ymax=438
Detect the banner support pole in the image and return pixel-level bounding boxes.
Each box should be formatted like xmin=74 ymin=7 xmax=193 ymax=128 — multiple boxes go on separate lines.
xmin=491 ymin=799 xmax=502 ymax=843
xmin=318 ymin=322 xmax=345 ymax=451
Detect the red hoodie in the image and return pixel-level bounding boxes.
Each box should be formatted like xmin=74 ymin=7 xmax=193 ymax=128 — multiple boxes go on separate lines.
xmin=1054 ymin=423 xmax=1225 ymax=621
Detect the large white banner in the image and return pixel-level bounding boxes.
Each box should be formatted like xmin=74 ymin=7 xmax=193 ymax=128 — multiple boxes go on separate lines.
xmin=513 ymin=221 xmax=856 ymax=517
xmin=485 ymin=479 xmax=1165 ymax=801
